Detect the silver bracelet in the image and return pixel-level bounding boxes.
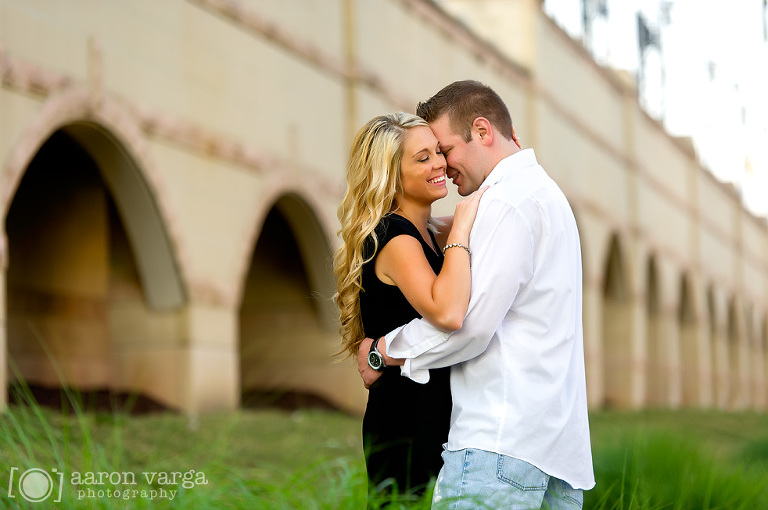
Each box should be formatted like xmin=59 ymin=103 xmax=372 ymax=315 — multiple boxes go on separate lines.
xmin=443 ymin=242 xmax=471 ymax=258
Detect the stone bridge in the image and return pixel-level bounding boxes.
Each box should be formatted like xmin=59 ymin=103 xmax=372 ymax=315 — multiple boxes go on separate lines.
xmin=0 ymin=0 xmax=765 ymax=414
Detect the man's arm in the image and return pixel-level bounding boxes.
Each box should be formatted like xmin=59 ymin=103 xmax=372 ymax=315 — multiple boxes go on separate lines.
xmin=387 ymin=199 xmax=535 ymax=380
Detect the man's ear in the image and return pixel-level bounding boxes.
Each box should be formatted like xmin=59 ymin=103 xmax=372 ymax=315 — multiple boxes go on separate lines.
xmin=511 ymin=125 xmax=521 ymax=149
xmin=473 ymin=117 xmax=493 ymax=145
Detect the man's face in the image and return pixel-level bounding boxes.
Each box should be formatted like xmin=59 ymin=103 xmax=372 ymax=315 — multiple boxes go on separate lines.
xmin=429 ymin=115 xmax=483 ymax=196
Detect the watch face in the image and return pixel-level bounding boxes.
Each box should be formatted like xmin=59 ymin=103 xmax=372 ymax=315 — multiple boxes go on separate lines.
xmin=368 ymin=351 xmax=384 ymax=370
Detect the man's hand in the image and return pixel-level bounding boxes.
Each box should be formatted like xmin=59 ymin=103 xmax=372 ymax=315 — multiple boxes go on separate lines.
xmin=357 ymin=337 xmax=383 ymax=389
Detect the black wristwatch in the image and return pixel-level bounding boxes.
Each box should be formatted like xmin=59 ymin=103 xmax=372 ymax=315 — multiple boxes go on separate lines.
xmin=367 ymin=339 xmax=386 ymax=371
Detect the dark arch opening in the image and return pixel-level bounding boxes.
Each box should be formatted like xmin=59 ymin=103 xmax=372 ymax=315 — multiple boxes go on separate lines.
xmin=646 ymin=255 xmax=665 ymax=407
xmin=678 ymin=273 xmax=700 ymax=406
xmin=726 ymin=298 xmax=742 ymax=409
xmin=5 ymin=127 xmax=185 ymax=413
xmin=239 ymin=198 xmax=338 ymax=411
xmin=602 ymin=233 xmax=632 ymax=407
xmin=603 ymin=235 xmax=627 ymax=302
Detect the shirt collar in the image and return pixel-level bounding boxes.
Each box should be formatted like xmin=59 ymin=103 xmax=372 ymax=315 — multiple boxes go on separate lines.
xmin=481 ymin=148 xmax=539 ymax=187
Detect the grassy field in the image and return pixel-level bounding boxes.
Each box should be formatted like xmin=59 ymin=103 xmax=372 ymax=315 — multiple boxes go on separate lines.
xmin=1 ymin=387 xmax=767 ymax=509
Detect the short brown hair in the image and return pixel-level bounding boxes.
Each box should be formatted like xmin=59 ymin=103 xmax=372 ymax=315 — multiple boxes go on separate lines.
xmin=416 ymin=80 xmax=513 ymax=142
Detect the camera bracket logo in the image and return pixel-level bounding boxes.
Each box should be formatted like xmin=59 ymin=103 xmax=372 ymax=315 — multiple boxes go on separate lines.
xmin=8 ymin=467 xmax=64 ymax=503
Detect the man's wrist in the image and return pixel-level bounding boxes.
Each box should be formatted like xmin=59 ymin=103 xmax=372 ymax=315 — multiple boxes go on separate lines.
xmin=367 ymin=338 xmax=386 ymax=371
xmin=378 ymin=337 xmax=404 ymax=367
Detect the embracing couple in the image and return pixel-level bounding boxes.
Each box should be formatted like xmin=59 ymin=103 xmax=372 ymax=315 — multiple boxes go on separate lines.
xmin=334 ymin=80 xmax=595 ymax=509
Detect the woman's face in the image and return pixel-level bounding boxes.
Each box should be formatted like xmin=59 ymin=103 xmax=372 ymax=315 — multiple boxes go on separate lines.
xmin=398 ymin=125 xmax=448 ymax=207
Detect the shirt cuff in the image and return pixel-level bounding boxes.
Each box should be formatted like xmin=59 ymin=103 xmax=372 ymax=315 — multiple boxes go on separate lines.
xmin=400 ymin=359 xmax=430 ymax=384
xmin=383 ymin=326 xmax=404 ymax=353
xmin=384 ymin=326 xmax=432 ymax=383
xmin=386 ymin=325 xmax=451 ymax=359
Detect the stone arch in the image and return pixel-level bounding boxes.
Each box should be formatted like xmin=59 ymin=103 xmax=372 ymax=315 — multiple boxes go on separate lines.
xmin=726 ymin=297 xmax=746 ymax=409
xmin=270 ymin=192 xmax=337 ymax=330
xmin=4 ymin=121 xmax=186 ymax=408
xmin=2 ymin=88 xmax=185 ymax=309
xmin=602 ymin=233 xmax=632 ymax=407
xmin=6 ymin=131 xmax=109 ymax=393
xmin=678 ymin=273 xmax=699 ymax=406
xmin=239 ymin=192 xmax=354 ymax=411
xmin=645 ymin=254 xmax=665 ymax=406
xmin=708 ymin=285 xmax=728 ymax=409
xmin=62 ymin=122 xmax=185 ymax=309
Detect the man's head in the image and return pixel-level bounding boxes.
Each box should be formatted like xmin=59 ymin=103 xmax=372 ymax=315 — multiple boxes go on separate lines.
xmin=416 ymin=80 xmax=520 ymax=196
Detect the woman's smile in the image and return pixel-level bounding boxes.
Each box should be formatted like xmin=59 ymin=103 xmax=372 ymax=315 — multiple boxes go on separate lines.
xmin=428 ymin=174 xmax=446 ymax=185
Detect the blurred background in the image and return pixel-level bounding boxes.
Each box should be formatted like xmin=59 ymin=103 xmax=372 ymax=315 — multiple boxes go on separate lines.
xmin=0 ymin=0 xmax=766 ymax=419
xmin=539 ymin=0 xmax=768 ymax=217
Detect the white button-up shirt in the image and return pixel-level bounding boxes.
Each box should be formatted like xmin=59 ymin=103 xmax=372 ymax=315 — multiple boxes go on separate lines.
xmin=385 ymin=149 xmax=595 ymax=490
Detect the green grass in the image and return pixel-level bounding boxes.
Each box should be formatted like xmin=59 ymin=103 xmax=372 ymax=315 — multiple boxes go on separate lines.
xmin=1 ymin=388 xmax=767 ymax=509
xmin=587 ymin=410 xmax=768 ymax=509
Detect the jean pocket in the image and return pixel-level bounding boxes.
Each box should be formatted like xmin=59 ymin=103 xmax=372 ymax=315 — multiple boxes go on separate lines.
xmin=496 ymin=455 xmax=549 ymax=491
xmin=560 ymin=482 xmax=584 ymax=508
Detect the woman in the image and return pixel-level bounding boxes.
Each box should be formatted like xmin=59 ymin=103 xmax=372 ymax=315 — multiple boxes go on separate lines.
xmin=334 ymin=112 xmax=485 ymax=499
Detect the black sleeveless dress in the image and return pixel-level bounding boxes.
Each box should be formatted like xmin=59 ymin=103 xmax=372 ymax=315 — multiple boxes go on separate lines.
xmin=359 ymin=214 xmax=452 ymax=496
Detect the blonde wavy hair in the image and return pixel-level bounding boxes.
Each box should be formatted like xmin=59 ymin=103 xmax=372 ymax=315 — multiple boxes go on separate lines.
xmin=333 ymin=112 xmax=429 ymax=359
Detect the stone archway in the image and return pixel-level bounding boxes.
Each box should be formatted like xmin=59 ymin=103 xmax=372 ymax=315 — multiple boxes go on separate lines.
xmin=4 ymin=122 xmax=186 ymax=410
xmin=238 ymin=193 xmax=361 ymax=413
xmin=678 ymin=273 xmax=699 ymax=406
xmin=726 ymin=299 xmax=745 ymax=410
xmin=645 ymin=255 xmax=665 ymax=406
xmin=602 ymin=234 xmax=632 ymax=407
xmin=708 ymin=286 xmax=728 ymax=409
xmin=6 ymin=131 xmax=112 ymax=395
xmin=62 ymin=122 xmax=185 ymax=309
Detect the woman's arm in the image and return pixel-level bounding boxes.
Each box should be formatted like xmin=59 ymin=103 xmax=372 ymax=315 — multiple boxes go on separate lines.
xmin=376 ymin=187 xmax=487 ymax=332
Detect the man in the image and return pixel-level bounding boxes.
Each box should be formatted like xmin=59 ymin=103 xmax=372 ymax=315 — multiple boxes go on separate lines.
xmin=357 ymin=80 xmax=594 ymax=508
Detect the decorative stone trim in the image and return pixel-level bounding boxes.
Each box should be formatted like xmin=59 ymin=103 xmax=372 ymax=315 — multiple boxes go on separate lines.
xmin=1 ymin=4 xmax=766 ymax=309
xmin=0 ymin=45 xmax=72 ymax=96
xmin=0 ymin=46 xmax=343 ymax=308
xmin=0 ymin=45 xmax=340 ymax=200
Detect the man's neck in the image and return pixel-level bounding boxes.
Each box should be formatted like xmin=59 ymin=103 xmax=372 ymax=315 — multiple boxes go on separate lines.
xmin=485 ymin=143 xmax=522 ymax=179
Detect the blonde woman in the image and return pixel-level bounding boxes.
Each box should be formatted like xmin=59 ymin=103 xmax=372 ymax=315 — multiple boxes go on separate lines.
xmin=334 ymin=112 xmax=486 ymax=499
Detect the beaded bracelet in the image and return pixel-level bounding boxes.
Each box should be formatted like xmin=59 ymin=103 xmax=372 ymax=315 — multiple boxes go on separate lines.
xmin=443 ymin=243 xmax=471 ymax=266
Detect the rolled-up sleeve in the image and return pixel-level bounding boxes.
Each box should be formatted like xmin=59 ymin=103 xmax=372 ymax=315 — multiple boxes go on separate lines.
xmin=386 ymin=197 xmax=536 ymax=382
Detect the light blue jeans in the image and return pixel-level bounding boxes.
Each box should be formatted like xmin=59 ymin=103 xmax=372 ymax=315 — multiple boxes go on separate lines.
xmin=432 ymin=448 xmax=583 ymax=510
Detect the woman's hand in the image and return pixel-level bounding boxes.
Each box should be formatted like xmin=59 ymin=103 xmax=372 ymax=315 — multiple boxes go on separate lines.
xmin=449 ymin=185 xmax=489 ymax=244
